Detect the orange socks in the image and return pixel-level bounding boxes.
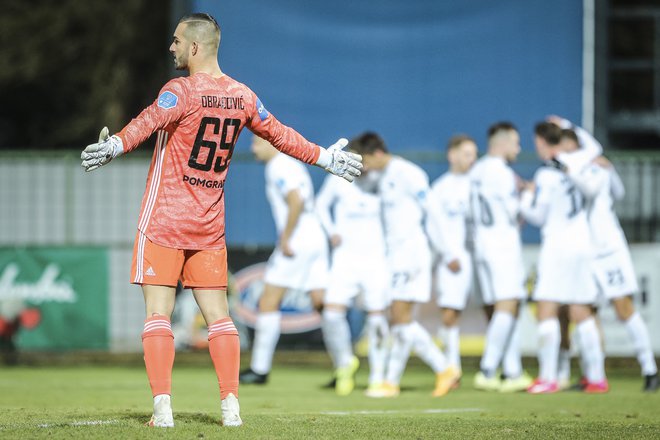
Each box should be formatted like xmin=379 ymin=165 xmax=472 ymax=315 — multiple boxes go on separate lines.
xmin=142 ymin=314 xmax=175 ymax=396
xmin=208 ymin=318 xmax=240 ymax=399
xmin=142 ymin=315 xmax=239 ymax=400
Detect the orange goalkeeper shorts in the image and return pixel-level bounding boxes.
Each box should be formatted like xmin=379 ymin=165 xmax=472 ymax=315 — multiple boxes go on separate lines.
xmin=131 ymin=230 xmax=228 ymax=289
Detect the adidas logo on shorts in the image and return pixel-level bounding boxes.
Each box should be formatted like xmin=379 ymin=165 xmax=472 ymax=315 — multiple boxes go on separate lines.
xmin=145 ymin=267 xmax=156 ymax=276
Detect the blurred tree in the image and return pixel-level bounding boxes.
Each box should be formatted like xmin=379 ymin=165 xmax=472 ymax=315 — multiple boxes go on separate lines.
xmin=0 ymin=0 xmax=171 ymax=149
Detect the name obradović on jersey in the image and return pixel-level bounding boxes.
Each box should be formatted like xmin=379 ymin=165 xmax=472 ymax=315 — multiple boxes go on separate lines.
xmin=201 ymin=95 xmax=245 ymax=110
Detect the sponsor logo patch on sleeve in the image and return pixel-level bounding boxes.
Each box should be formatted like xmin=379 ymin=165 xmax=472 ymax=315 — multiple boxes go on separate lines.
xmin=157 ymin=91 xmax=179 ymax=109
xmin=256 ymin=97 xmax=269 ymax=121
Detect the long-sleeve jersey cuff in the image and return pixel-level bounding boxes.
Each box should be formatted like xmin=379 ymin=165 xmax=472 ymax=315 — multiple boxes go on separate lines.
xmin=111 ymin=135 xmax=125 ymax=158
xmin=315 ymin=146 xmax=331 ymax=168
xmin=116 ymin=132 xmax=130 ymax=155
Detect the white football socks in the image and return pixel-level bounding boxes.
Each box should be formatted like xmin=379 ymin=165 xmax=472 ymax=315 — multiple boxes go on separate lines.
xmin=502 ymin=318 xmax=522 ymax=379
xmin=625 ymin=312 xmax=658 ymax=376
xmin=575 ymin=317 xmax=605 ymax=383
xmin=537 ymin=318 xmax=560 ymax=382
xmin=385 ymin=323 xmax=414 ymax=385
xmin=322 ymin=309 xmax=353 ymax=369
xmin=558 ymin=348 xmax=572 ymax=383
xmin=441 ymin=325 xmax=461 ymax=371
xmin=480 ymin=311 xmax=515 ymax=376
xmin=250 ymin=311 xmax=281 ymax=375
xmin=366 ymin=313 xmax=389 ymax=385
xmin=409 ymin=321 xmax=447 ymax=373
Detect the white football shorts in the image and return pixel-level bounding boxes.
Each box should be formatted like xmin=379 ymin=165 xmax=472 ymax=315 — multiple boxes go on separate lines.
xmin=533 ymin=242 xmax=596 ymax=304
xmin=264 ymin=233 xmax=328 ymax=291
xmin=434 ymin=250 xmax=473 ymax=310
xmin=474 ymin=250 xmax=525 ymax=306
xmin=324 ymin=247 xmax=390 ymax=311
xmin=593 ymin=247 xmax=638 ymax=300
xmin=388 ymin=242 xmax=432 ymax=303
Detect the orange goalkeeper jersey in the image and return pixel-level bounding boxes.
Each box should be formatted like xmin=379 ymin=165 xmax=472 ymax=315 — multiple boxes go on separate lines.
xmin=117 ymin=72 xmax=321 ymax=250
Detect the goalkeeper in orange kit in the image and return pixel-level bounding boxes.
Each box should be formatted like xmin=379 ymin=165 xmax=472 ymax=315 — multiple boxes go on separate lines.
xmin=81 ymin=12 xmax=361 ymax=428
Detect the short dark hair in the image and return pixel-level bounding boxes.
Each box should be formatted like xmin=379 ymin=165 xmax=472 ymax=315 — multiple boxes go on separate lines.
xmin=535 ymin=121 xmax=562 ymax=146
xmin=179 ymin=13 xmax=221 ymax=48
xmin=487 ymin=121 xmax=517 ymax=140
xmin=180 ymin=13 xmax=220 ymax=30
xmin=560 ymin=128 xmax=578 ymax=143
xmin=347 ymin=132 xmax=388 ymax=155
xmin=447 ymin=134 xmax=475 ymax=152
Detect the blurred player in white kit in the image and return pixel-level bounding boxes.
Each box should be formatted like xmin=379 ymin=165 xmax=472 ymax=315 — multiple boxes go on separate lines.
xmin=348 ymin=132 xmax=460 ymax=398
xmin=556 ymin=121 xmax=659 ymax=392
xmin=470 ymin=122 xmax=531 ymax=393
xmin=316 ymin=173 xmax=390 ymax=396
xmin=240 ymin=136 xmax=330 ymax=384
xmin=428 ymin=134 xmax=477 ymax=382
xmin=521 ymin=121 xmax=607 ymax=394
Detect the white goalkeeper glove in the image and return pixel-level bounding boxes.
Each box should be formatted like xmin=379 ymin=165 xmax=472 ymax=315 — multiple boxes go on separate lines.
xmin=81 ymin=127 xmax=124 ymax=172
xmin=315 ymin=138 xmax=362 ymax=182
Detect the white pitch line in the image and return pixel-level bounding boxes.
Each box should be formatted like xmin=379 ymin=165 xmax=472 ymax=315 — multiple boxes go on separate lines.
xmin=71 ymin=420 xmax=119 ymax=427
xmin=37 ymin=420 xmax=119 ymax=428
xmin=320 ymin=408 xmax=484 ymax=416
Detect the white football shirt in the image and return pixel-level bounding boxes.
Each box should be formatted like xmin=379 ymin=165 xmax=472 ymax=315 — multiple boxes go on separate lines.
xmin=520 ymin=166 xmax=591 ymax=244
xmin=571 ymin=163 xmax=628 ymax=254
xmin=429 ymin=172 xmax=471 ymax=262
xmin=264 ymin=153 xmax=324 ymax=239
xmin=469 ymin=155 xmax=522 ymax=255
xmin=377 ymin=156 xmax=431 ymax=253
xmin=315 ymin=175 xmax=385 ymax=255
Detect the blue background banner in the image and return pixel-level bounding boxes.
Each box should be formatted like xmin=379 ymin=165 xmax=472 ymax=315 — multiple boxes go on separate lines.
xmin=193 ymin=0 xmax=583 ymax=245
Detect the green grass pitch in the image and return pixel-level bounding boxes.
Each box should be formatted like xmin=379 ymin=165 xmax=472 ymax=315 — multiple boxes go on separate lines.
xmin=0 ymin=356 xmax=658 ymax=439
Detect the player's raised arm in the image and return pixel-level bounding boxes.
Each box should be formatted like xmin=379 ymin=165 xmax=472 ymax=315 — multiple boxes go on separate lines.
xmin=548 ymin=116 xmax=603 ymax=171
xmin=246 ymin=95 xmax=362 ymax=182
xmin=80 ymin=126 xmax=124 ymax=172
xmin=81 ymin=79 xmax=188 ymax=172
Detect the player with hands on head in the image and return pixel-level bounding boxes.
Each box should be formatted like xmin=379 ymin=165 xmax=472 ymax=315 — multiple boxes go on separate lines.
xmin=544 ymin=115 xmax=602 ymax=172
xmin=80 ymin=12 xmax=361 ymax=428
xmin=521 ymin=121 xmax=606 ymax=394
xmin=544 ymin=115 xmax=603 ymax=387
xmin=558 ymin=124 xmax=658 ymax=392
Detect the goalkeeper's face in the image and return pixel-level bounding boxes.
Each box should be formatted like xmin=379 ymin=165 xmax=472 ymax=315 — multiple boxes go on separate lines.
xmin=170 ymin=24 xmax=191 ymax=70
